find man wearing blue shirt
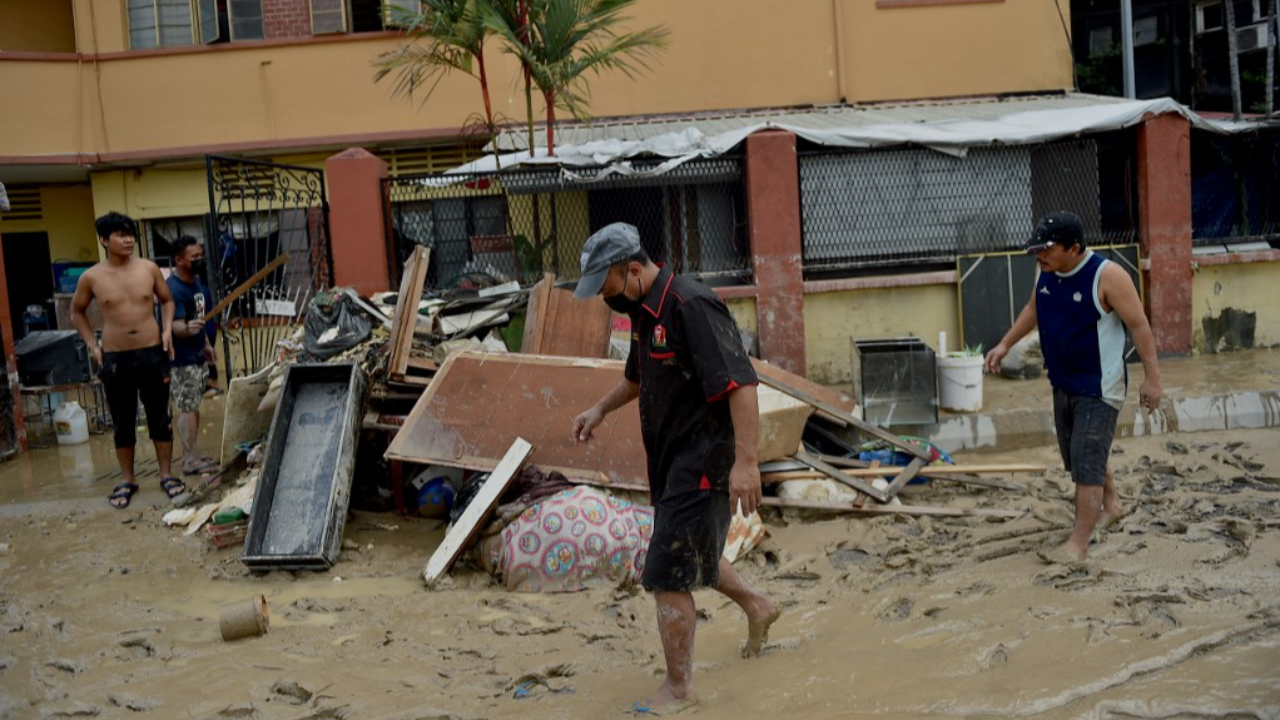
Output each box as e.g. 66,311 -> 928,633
986,212 -> 1163,564
166,237 -> 219,476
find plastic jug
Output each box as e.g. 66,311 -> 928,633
53,402 -> 90,445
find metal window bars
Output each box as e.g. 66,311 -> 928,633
383,157 -> 753,289
1191,127 -> 1280,248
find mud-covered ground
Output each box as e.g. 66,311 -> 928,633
1,422 -> 1279,720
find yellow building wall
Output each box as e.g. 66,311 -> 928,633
0,185 -> 98,262
1191,262 -> 1280,353
2,0 -> 1073,160
803,284 -> 958,385
0,0 -> 75,53
725,297 -> 757,336
842,0 -> 1073,102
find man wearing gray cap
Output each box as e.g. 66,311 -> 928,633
985,211 -> 1162,565
571,222 -> 778,713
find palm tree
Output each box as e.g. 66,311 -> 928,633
487,0 -> 669,156
374,0 -> 501,150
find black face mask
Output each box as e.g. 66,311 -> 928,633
190,259 -> 208,276
603,273 -> 642,315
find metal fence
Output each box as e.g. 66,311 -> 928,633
1192,128 -> 1280,247
798,131 -> 1140,273
383,157 -> 752,288
205,156 -> 333,379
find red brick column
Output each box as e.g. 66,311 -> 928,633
326,148 -> 392,296
0,228 -> 27,453
1137,113 -> 1193,355
745,131 -> 807,376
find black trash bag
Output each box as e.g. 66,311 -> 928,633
303,294 -> 373,358
449,472 -> 490,524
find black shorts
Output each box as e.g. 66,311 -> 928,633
641,489 -> 731,592
100,346 -> 173,449
1053,388 -> 1120,487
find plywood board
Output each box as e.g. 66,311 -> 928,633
750,359 -> 856,415
521,273 -> 612,357
220,376 -> 272,467
423,437 -> 532,586
385,352 -> 647,487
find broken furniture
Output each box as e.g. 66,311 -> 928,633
241,363 -> 365,571
387,246 -> 437,387
521,273 -> 613,358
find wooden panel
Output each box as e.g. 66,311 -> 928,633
385,352 -> 647,487
751,358 -> 856,414
423,437 -> 532,586
521,273 -> 612,358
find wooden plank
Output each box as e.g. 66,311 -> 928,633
423,437 -> 533,587
385,351 -> 648,487
794,452 -> 890,503
812,453 -> 1029,492
764,462 -> 1046,482
340,288 -> 392,328
520,273 -> 555,354
763,496 -> 1023,519
201,253 -> 290,321
880,456 -> 928,500
560,477 -> 1022,519
750,359 -> 856,426
521,273 -> 612,358
388,247 -> 431,380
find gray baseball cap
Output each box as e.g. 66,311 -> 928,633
573,222 -> 643,298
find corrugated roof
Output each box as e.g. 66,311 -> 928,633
492,93 -> 1133,151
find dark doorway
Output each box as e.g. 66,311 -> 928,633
0,232 -> 54,340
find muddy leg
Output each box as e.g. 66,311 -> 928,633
646,591 -> 696,709
715,558 -> 779,658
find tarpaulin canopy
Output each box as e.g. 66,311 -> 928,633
422,95 -> 1271,185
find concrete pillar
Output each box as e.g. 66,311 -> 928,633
745,131 -> 807,376
325,148 -> 391,296
0,228 -> 28,453
1137,113 -> 1194,355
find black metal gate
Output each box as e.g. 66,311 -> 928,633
205,156 -> 333,380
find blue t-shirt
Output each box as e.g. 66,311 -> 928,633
166,273 -> 213,367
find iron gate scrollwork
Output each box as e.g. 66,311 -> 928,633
205,156 -> 333,379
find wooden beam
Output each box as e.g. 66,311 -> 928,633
422,437 -> 533,587
794,451 -> 891,503
756,374 -> 930,460
201,252 -> 290,321
764,496 -> 1024,519
811,452 -> 1029,492
764,462 -> 1045,482
880,456 -> 929,500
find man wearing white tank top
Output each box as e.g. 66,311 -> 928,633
986,212 -> 1163,564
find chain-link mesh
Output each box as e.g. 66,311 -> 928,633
384,157 -> 751,288
799,132 -> 1139,272
1192,128 -> 1280,247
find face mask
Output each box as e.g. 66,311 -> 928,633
191,259 -> 208,275
603,271 -> 642,315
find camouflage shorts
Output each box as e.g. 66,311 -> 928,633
171,364 -> 209,413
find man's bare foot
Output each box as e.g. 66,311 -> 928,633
1098,504 -> 1127,531
635,680 -> 695,716
1036,544 -> 1087,566
742,601 -> 781,658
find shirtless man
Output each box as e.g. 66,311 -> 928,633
71,212 -> 185,509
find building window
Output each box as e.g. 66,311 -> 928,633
1134,15 -> 1159,46
310,0 -> 349,34
1089,26 -> 1114,56
1197,2 -> 1225,34
309,0 -> 422,35
128,0 -> 264,48
128,0 -> 197,49
229,0 -> 266,40
382,0 -> 421,27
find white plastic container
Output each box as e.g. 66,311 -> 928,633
937,355 -> 984,412
53,402 -> 90,445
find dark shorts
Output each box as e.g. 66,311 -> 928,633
1053,388 -> 1120,486
100,346 -> 173,449
641,489 -> 731,592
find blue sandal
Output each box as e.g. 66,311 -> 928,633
160,477 -> 187,500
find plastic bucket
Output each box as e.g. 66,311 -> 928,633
937,356 -> 984,412
53,402 -> 90,445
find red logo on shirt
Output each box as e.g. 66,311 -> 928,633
699,475 -> 711,491
652,325 -> 667,349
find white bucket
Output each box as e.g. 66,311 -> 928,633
53,402 -> 90,445
937,356 -> 984,412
